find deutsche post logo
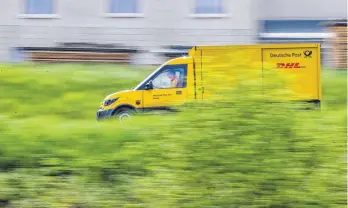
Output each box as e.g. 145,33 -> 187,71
276,62 -> 305,69
303,50 -> 312,58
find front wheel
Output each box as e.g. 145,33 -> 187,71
113,107 -> 135,122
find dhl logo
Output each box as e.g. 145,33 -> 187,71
276,63 -> 305,69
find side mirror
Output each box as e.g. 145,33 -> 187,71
145,81 -> 153,90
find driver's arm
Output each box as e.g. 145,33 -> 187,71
170,77 -> 178,88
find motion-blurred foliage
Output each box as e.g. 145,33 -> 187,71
0,63 -> 346,208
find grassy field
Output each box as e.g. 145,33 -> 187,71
0,63 -> 346,208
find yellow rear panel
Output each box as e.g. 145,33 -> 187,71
262,45 -> 321,100
190,44 -> 321,102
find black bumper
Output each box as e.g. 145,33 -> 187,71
96,109 -> 114,120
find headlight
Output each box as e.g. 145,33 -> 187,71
104,97 -> 119,106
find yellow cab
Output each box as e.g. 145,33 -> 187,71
96,43 -> 322,121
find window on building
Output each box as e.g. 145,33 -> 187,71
194,0 -> 223,14
24,0 -> 54,14
109,0 -> 138,13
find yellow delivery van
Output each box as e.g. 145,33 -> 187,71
96,43 -> 322,121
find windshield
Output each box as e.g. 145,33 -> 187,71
133,62 -> 168,90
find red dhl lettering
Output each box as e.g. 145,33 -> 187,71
276,63 -> 305,69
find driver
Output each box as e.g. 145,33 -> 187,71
167,70 -> 179,88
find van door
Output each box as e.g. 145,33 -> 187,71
193,49 -> 204,100
262,46 -> 320,101
142,64 -> 188,110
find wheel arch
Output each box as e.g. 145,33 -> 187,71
111,104 -> 137,115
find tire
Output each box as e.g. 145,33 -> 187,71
113,107 -> 134,122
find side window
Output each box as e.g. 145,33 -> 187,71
152,65 -> 187,89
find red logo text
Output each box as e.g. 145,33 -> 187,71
276,63 -> 305,69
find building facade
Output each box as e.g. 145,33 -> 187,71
0,0 -> 346,64
0,0 -> 258,63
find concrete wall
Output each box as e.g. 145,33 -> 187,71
0,0 -> 258,63
260,0 -> 347,20
2,0 -> 345,63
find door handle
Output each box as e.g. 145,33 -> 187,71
176,90 -> 182,95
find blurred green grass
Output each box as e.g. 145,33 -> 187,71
0,63 -> 346,208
